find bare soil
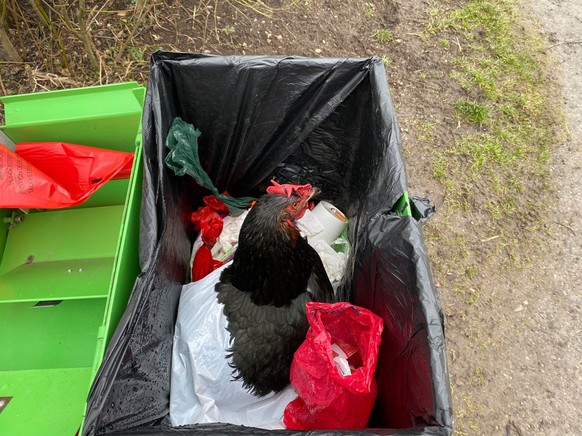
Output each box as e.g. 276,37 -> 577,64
1,1 -> 580,435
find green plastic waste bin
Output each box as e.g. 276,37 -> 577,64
0,82 -> 144,435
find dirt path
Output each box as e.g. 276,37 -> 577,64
463,1 -> 582,434
530,0 -> 582,432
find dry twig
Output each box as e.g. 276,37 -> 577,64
27,0 -> 71,73
544,40 -> 582,51
56,0 -> 99,70
0,1 -> 22,62
0,71 -> 7,95
114,0 -> 151,61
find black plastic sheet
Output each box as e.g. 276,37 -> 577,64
84,53 -> 452,436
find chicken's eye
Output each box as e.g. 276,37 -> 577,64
292,202 -> 299,209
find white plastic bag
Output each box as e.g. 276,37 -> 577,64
308,239 -> 348,290
170,262 -> 297,429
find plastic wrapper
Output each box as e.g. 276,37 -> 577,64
211,211 -> 249,261
0,142 -> 134,209
284,302 -> 383,430
84,53 -> 452,436
308,239 -> 348,290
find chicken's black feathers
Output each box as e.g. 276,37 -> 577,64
215,192 -> 334,396
229,193 -> 333,307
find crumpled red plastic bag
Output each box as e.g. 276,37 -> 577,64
191,245 -> 223,282
202,193 -> 230,215
0,142 -> 134,209
190,194 -> 228,280
191,206 -> 224,247
284,302 -> 384,430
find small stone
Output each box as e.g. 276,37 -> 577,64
314,49 -> 322,54
514,305 -> 524,312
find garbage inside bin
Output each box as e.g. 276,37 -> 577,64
172,179 -> 344,428
284,302 -> 384,430
190,208 -> 249,278
306,201 -> 348,245
0,142 -> 134,209
165,117 -> 256,214
190,195 -> 227,281
83,54 -> 452,436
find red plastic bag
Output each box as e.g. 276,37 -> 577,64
284,302 -> 384,430
190,195 -> 228,280
191,245 -> 223,282
0,142 -> 134,209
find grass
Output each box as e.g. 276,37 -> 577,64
380,55 -> 391,66
453,99 -> 490,123
373,29 -> 394,44
421,2 -> 565,433
411,118 -> 440,143
424,0 -> 563,270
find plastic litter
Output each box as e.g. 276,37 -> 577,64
165,118 -> 256,214
308,239 -> 348,291
190,195 -> 228,280
331,343 -> 352,376
0,142 -> 133,209
211,210 -> 249,262
284,302 -> 384,430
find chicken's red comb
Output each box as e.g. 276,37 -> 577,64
266,180 -> 314,198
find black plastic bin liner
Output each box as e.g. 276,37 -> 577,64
83,53 -> 452,436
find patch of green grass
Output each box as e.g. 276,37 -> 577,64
127,47 -> 144,61
452,394 -> 483,435
373,29 -> 394,44
471,368 -> 485,387
439,38 -> 450,49
433,155 -> 450,182
413,119 -> 440,142
421,0 -> 566,329
454,99 -> 490,123
426,0 -> 564,241
364,2 -> 375,17
465,264 -> 479,279
424,219 -> 473,285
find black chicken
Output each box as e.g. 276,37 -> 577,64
215,183 -> 334,396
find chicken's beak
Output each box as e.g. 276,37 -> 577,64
308,187 -> 320,200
